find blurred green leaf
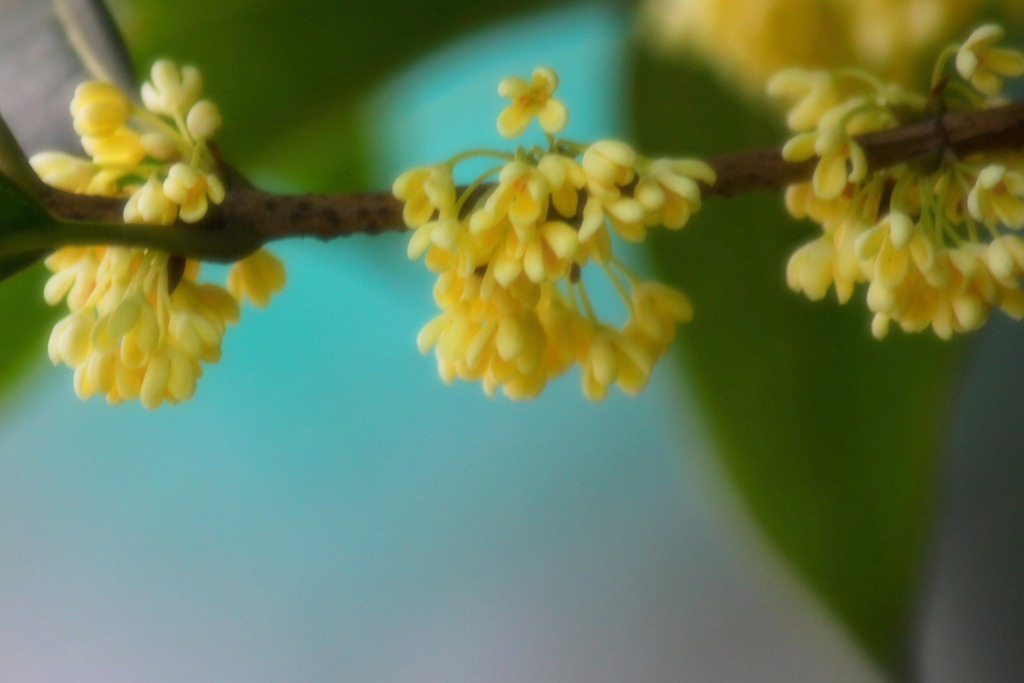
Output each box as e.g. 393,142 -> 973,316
629,51 -> 963,674
0,136 -> 53,280
0,169 -> 56,397
105,0 -> 626,188
0,121 -> 59,397
0,263 -> 56,398
0,252 -> 48,283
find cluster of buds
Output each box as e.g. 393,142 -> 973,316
33,60 -> 224,223
33,61 -> 285,408
773,24 -> 1024,339
394,67 -> 713,400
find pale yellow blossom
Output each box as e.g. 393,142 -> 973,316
967,164 -> 1024,229
81,128 -> 145,167
635,158 -> 714,229
392,165 -> 455,228
141,59 -> 203,116
185,100 -> 223,141
36,59 -> 285,407
766,68 -> 841,132
162,163 -> 225,223
396,68 -> 708,399
29,152 -> 97,193
70,81 -> 132,137
497,67 -> 568,138
124,177 -> 177,225
956,24 -> 1024,96
227,249 -> 287,308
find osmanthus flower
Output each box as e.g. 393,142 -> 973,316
635,158 -> 716,229
773,24 -> 1024,340
780,95 -> 889,201
967,164 -> 1024,229
141,60 -> 203,117
70,82 -> 132,137
497,66 -> 568,138
32,60 -> 286,407
798,131 -> 867,201
227,250 -> 288,308
396,66 -> 714,400
579,140 -> 646,242
393,164 -> 456,229
766,68 -> 842,132
162,163 -> 226,223
955,24 -> 1024,96
123,176 -> 177,225
45,249 -> 240,407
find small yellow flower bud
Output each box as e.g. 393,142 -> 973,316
767,69 -> 841,132
142,132 -> 178,161
167,351 -> 198,401
50,312 -> 94,368
186,100 -> 222,140
163,163 -> 223,223
29,152 -> 97,193
583,140 -> 637,190
140,350 -> 172,409
226,249 -> 287,308
81,129 -> 145,167
142,59 -> 203,116
956,24 -> 1024,96
70,81 -> 131,137
968,164 -> 1024,229
392,166 -> 455,228
124,177 -> 177,225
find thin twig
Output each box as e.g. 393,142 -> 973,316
31,101 -> 1024,262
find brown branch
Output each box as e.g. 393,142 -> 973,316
35,101 -> 1024,259
701,101 -> 1024,196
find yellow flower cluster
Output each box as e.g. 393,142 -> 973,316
32,60 -> 286,408
641,0 -> 983,92
777,25 -> 1024,339
394,68 -> 713,400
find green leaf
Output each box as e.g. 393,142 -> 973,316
0,263 -> 57,397
0,123 -> 55,277
629,51 -> 963,674
0,168 -> 56,394
0,121 -> 60,394
0,251 -> 48,283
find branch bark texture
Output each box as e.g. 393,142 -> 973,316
33,101 -> 1024,261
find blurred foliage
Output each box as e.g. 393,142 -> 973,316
0,168 -> 58,397
0,172 -> 50,282
628,51 -> 964,673
0,167 -> 57,398
0,264 -> 57,398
